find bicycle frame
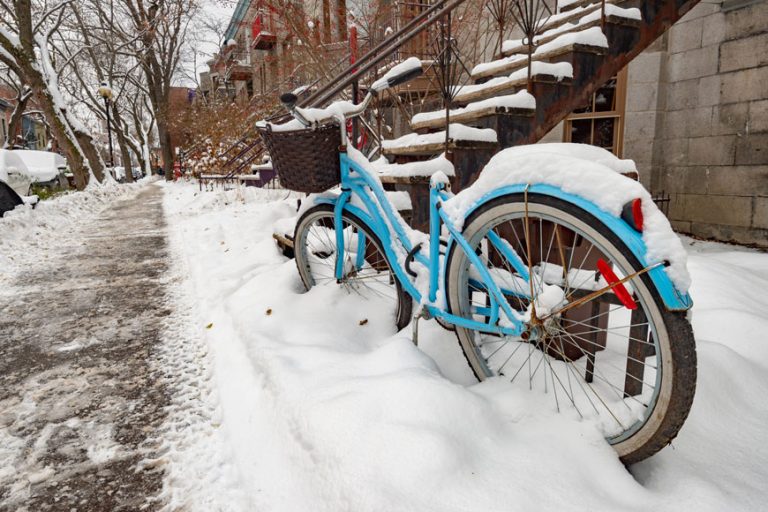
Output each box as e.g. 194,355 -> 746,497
312,151 -> 527,337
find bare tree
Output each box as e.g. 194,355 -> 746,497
0,0 -> 107,188
109,0 -> 196,179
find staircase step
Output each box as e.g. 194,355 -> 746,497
375,154 -> 454,185
538,2 -> 605,33
381,124 -> 498,157
410,91 -> 535,131
472,26 -> 608,80
454,62 -> 573,105
559,0 -> 603,13
500,6 -> 641,58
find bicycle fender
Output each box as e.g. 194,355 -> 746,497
452,184 -> 693,312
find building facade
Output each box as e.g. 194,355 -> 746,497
542,0 -> 767,247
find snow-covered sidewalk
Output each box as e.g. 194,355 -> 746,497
162,181 -> 768,512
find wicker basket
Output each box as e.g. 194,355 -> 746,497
257,123 -> 341,193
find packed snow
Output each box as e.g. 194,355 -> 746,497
0,178 -> 153,280
154,179 -> 768,511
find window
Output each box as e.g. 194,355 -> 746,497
563,68 -> 627,157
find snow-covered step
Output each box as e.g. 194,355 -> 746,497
381,124 -> 498,156
410,91 -> 536,132
558,0 -> 618,14
500,5 -> 640,58
472,26 -> 609,80
537,2 -> 605,33
454,62 -> 572,105
374,154 -> 454,184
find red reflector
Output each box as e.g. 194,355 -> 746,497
632,198 -> 644,231
597,258 -> 638,310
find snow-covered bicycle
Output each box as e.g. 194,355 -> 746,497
258,60 -> 696,464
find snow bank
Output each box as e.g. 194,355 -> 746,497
162,180 -> 768,511
0,179 -> 153,279
442,144 -> 691,291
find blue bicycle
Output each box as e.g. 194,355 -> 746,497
260,61 -> 696,464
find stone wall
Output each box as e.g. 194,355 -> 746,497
624,0 -> 768,247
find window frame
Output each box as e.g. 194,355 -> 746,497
562,67 -> 628,157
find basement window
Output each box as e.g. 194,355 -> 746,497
563,67 -> 628,157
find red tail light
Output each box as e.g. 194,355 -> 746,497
622,198 -> 644,232
597,258 -> 638,310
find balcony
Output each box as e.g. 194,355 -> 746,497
227,63 -> 252,81
251,12 -> 277,50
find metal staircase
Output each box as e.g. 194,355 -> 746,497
218,0 -> 701,223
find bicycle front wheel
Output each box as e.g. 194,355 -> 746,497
294,204 -> 412,331
445,193 -> 696,464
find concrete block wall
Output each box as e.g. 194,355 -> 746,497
624,0 -> 768,247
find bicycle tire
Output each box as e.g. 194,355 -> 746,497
294,203 -> 413,331
444,193 -> 696,464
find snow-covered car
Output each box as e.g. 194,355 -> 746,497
110,166 -> 144,182
0,150 -> 31,216
12,149 -> 68,189
0,149 -> 33,196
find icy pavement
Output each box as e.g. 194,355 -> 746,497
0,184 -> 174,510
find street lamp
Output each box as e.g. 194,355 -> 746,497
97,81 -> 114,170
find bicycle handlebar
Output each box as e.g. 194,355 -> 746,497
279,58 -> 424,129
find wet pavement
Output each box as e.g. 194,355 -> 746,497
0,185 -> 171,511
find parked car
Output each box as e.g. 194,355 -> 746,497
0,150 -> 30,216
110,165 -> 143,182
0,149 -> 33,196
13,149 -> 68,190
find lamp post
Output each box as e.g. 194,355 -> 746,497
97,82 -> 114,171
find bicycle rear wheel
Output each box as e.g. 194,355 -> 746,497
445,193 -> 696,464
294,204 -> 412,331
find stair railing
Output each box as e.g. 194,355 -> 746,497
299,0 -> 470,110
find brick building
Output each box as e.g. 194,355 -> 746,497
0,85 -> 48,150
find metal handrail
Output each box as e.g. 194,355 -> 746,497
299,0 -> 468,109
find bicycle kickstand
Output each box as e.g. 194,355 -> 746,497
411,308 -> 429,347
